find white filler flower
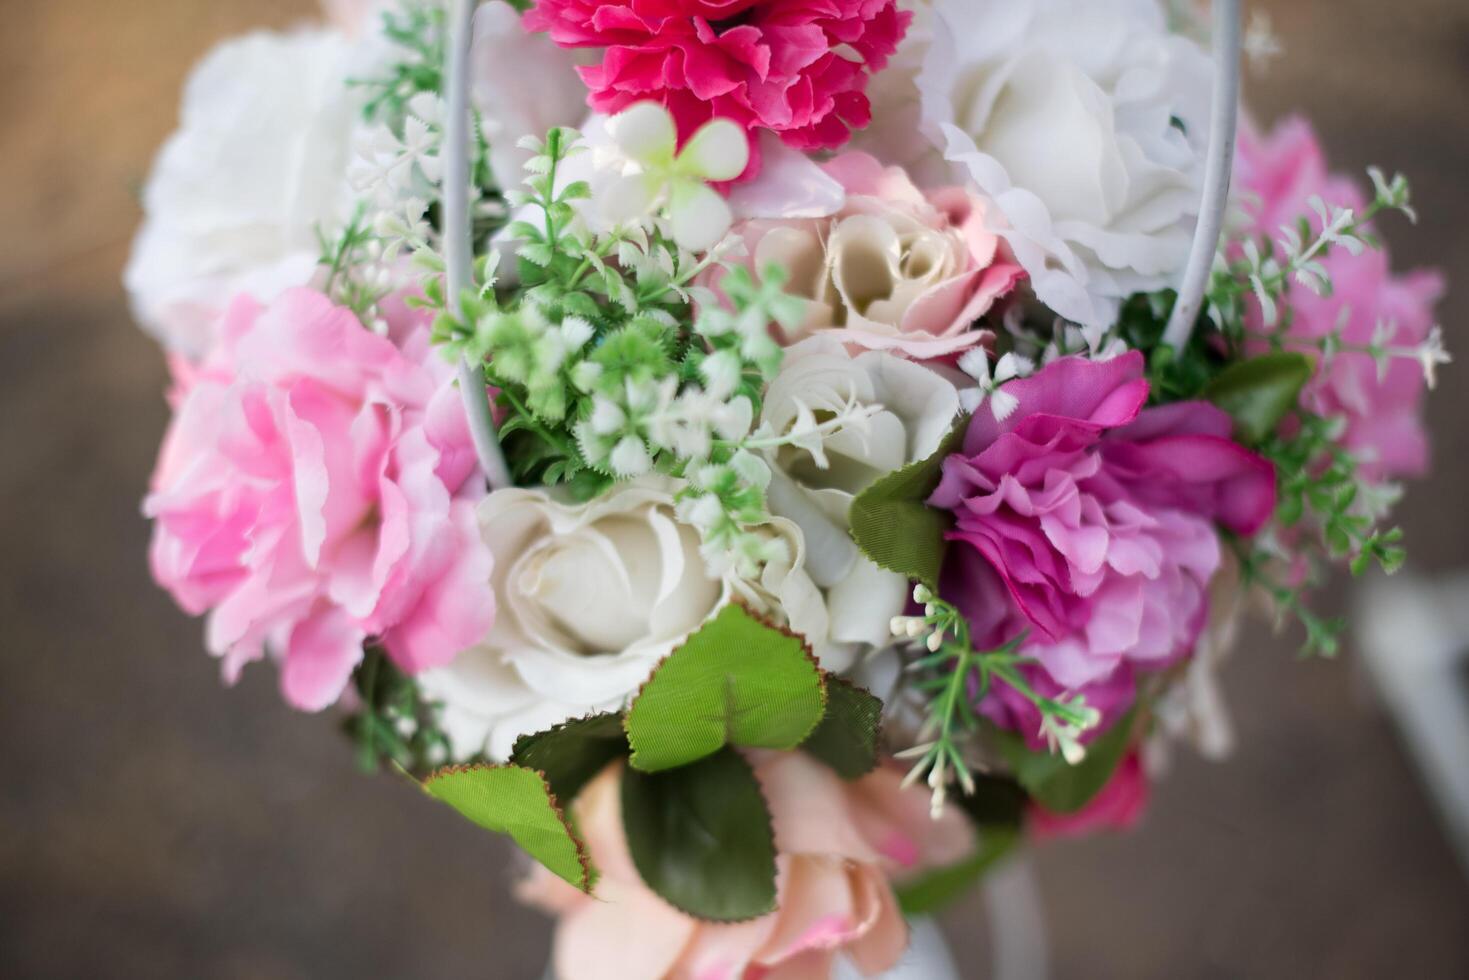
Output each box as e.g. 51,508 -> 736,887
125,29 -> 365,357
916,0 -> 1213,327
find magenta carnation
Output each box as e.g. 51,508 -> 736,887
144,288 -> 494,711
929,354 -> 1275,733
522,0 -> 911,175
1236,117 -> 1444,479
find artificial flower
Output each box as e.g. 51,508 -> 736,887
929,353 -> 1276,721
599,102 -> 750,252
725,152 -> 1022,359
125,29 -> 364,358
144,288 -> 494,711
417,478 -> 845,761
914,0 -> 1212,327
522,0 -> 912,179
1028,751 -> 1149,839
519,752 -> 973,980
1235,116 -> 1445,480
760,337 -> 960,648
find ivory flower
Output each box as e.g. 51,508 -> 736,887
761,337 -> 961,648
915,0 -> 1212,327
418,478 -> 844,761
725,152 -> 1021,359
125,29 -> 363,358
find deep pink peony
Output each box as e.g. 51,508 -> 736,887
522,0 -> 911,177
1235,117 -> 1444,479
1028,751 -> 1149,840
930,354 -> 1275,730
519,753 -> 972,980
144,288 -> 494,711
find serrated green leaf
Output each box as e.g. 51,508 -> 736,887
848,415 -> 968,592
422,764 -> 592,891
1204,352 -> 1314,445
800,677 -> 882,779
621,749 -> 777,922
510,713 -> 629,804
624,605 -> 826,772
993,710 -> 1137,814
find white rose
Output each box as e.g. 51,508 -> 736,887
124,29 -> 367,358
915,0 -> 1212,327
418,478 -> 839,761
760,337 -> 961,648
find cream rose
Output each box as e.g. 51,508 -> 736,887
727,152 -> 1020,360
418,478 -> 841,761
761,338 -> 962,647
915,0 -> 1212,327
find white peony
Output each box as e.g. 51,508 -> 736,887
125,29 -> 365,358
418,478 -> 843,761
915,0 -> 1213,327
760,337 -> 961,648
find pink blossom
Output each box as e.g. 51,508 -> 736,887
519,753 -> 972,979
724,152 -> 1022,358
1028,752 -> 1149,840
522,0 -> 911,179
144,288 -> 494,711
930,354 -> 1275,729
1235,117 -> 1444,479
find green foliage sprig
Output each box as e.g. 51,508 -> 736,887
893,589 -> 1101,817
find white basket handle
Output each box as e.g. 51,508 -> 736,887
445,0 -> 513,490
1161,0 -> 1243,350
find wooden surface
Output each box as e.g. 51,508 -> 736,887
2,2 -> 1467,977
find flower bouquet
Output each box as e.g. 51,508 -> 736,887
131,0 -> 1449,976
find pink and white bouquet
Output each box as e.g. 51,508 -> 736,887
130,0 -> 1448,976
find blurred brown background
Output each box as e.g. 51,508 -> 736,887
2,1 -> 1467,977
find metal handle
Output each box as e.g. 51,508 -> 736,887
1161,0 -> 1243,350
445,0 -> 513,490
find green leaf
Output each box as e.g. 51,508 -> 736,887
848,415 -> 968,592
621,748 -> 777,922
624,604 -> 826,772
993,710 -> 1137,814
896,775 -> 1026,915
1204,352 -> 1314,445
422,764 -> 592,891
800,677 -> 882,779
510,713 -> 629,804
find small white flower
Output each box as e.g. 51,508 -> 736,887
588,396 -> 627,437
1417,325 -> 1451,389
599,102 -> 749,252
610,436 -> 653,477
699,350 -> 744,401
959,348 -> 1031,420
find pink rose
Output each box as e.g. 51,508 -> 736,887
144,288 -> 494,710
1235,117 -> 1444,480
725,152 -> 1022,359
1028,752 -> 1149,840
519,753 -> 973,980
522,0 -> 911,179
930,354 -> 1275,730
